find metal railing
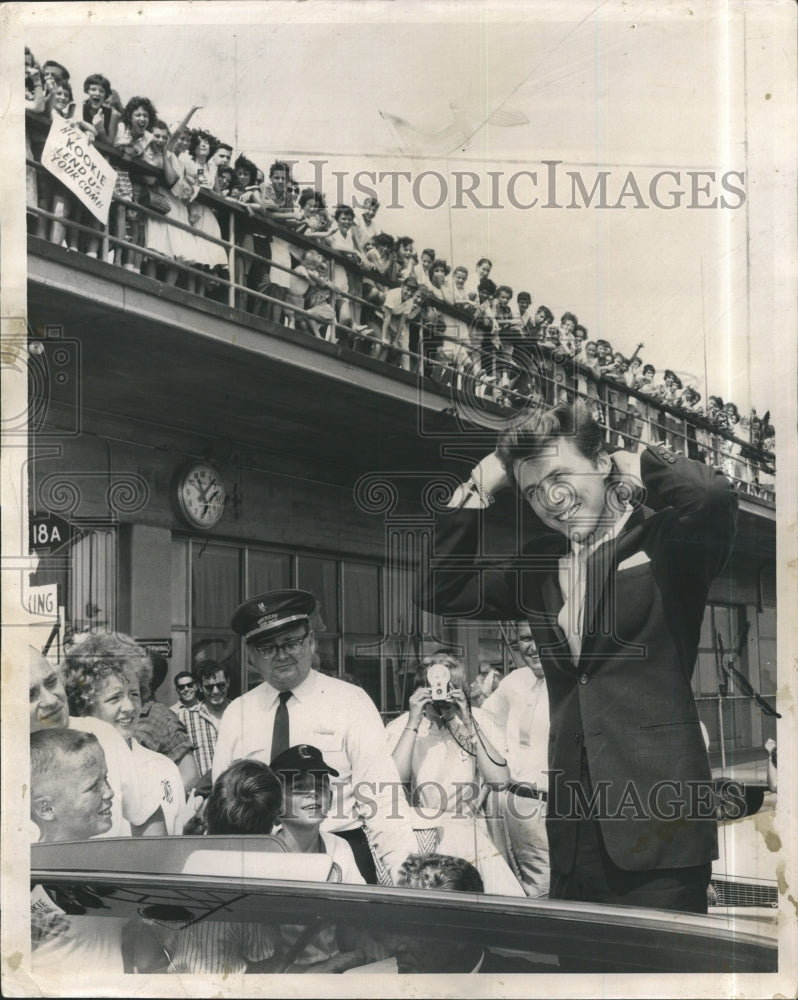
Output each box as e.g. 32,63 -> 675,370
26,111 -> 775,503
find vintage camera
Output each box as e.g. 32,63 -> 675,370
427,662 -> 452,705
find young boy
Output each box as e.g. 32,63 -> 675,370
380,275 -> 421,369
419,248 -> 436,285
271,744 -> 364,885
524,304 -> 553,341
271,745 -> 370,973
146,759 -> 281,973
29,730 -> 163,974
30,728 -> 114,843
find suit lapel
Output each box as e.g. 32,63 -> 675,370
580,506 -> 648,663
537,567 -> 579,673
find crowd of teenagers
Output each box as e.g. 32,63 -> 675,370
25,51 -> 775,495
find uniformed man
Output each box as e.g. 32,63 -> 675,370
213,589 -> 415,883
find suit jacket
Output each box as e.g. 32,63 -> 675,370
417,444 -> 738,874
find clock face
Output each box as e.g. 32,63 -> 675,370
176,463 -> 226,529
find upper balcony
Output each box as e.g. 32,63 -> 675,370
25,111 -> 775,514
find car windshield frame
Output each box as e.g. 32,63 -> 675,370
31,837 -> 777,975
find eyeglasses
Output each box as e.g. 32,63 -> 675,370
202,681 -> 228,692
255,634 -> 307,661
176,682 -> 195,691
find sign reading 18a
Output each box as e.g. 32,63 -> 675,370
29,513 -> 73,553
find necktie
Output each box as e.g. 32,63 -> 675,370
557,545 -> 589,664
271,691 -> 292,761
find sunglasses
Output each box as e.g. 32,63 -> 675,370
202,681 -> 228,692
176,682 -> 195,691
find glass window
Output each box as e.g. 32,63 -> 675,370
384,566 -> 422,639
169,629 -> 188,681
313,635 -> 339,678
695,699 -> 719,749
343,563 -> 380,633
171,538 -> 188,626
477,625 -> 503,672
247,550 -> 291,600
720,699 -> 754,751
298,556 -> 338,632
758,639 -> 777,696
695,652 -> 718,697
757,607 -> 776,639
698,607 -> 713,649
192,544 -> 240,628
344,636 -> 381,709
712,605 -> 733,649
383,635 -> 421,716
68,529 -> 117,633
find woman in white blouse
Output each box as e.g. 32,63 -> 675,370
385,655 -> 524,896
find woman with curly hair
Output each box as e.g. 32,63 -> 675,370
64,632 -> 189,834
112,95 -> 158,270
226,154 -> 262,307
183,128 -> 229,293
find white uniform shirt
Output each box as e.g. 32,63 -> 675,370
480,669 -> 549,789
129,738 -> 188,836
213,670 -> 415,875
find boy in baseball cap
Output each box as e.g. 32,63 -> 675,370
270,744 -> 372,972
270,743 -> 365,885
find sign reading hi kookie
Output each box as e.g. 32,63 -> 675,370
41,119 -> 118,224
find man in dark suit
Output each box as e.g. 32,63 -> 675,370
416,401 -> 738,913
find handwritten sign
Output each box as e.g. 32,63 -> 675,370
41,119 -> 118,224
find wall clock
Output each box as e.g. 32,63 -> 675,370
174,461 -> 226,529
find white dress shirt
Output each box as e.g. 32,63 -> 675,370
556,508 -> 633,663
480,668 -> 549,789
213,669 -> 415,875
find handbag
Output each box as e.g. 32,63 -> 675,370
138,187 -> 171,216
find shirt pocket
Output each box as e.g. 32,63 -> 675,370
311,731 -> 347,775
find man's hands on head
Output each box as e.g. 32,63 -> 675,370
610,449 -> 644,501
449,452 -> 510,509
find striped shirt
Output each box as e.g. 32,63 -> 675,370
178,702 -> 227,776
151,920 -> 275,974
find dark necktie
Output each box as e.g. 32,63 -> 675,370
271,690 -> 292,761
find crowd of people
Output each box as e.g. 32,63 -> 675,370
24,48 -> 775,498
29,585 -> 563,973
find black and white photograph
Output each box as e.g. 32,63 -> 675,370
1,1 -> 796,996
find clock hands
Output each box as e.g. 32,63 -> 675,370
189,473 -> 220,504
201,490 -> 222,520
